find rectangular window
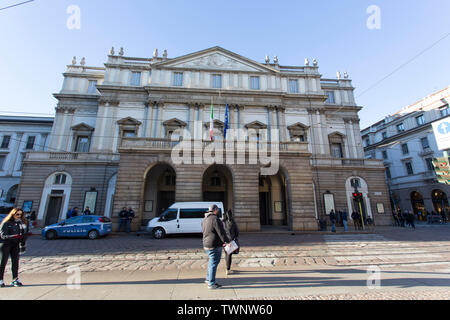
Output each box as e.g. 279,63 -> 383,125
382,150 -> 388,160
396,123 -> 405,132
75,136 -> 90,152
179,209 -> 206,219
416,114 -> 425,126
289,79 -> 299,93
173,72 -> 183,86
1,136 -> 11,149
123,130 -> 136,138
440,105 -> 449,117
425,158 -> 434,171
405,162 -> 414,175
212,74 -> 222,88
87,80 -> 97,94
382,132 -> 387,140
25,136 -> 36,150
0,155 -> 5,170
385,167 -> 391,179
365,138 -> 370,147
325,91 -> 335,104
250,76 -> 260,90
331,143 -> 343,158
130,72 -> 141,86
401,143 -> 409,155
421,137 -> 430,149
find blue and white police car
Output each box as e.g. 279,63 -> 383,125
41,215 -> 112,240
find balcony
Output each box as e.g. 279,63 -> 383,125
311,157 -> 384,168
119,138 -> 310,154
418,148 -> 434,157
25,152 -> 119,162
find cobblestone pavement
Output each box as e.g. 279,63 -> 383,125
6,224 -> 450,275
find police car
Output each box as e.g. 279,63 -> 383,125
41,215 -> 112,240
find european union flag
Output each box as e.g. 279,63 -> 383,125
224,102 -> 229,139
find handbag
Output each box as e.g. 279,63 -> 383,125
224,240 -> 239,255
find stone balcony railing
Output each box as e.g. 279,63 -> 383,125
25,152 -> 120,162
311,157 -> 384,168
119,138 -> 310,154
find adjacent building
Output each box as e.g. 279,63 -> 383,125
16,46 -> 392,230
361,86 -> 450,219
0,116 -> 53,212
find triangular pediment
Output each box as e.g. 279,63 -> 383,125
71,122 -> 94,131
163,118 -> 187,127
203,119 -> 225,128
155,47 -> 278,73
328,131 -> 346,138
117,117 -> 142,125
245,120 -> 267,129
288,122 -> 310,130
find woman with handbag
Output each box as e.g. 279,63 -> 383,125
223,209 -> 239,275
0,208 -> 28,287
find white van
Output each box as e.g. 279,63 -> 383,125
147,202 -> 224,239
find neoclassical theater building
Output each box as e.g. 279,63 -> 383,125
16,46 -> 392,230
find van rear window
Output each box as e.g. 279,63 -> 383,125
180,209 -> 207,219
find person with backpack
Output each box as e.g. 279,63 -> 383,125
222,209 -> 239,275
66,207 -> 79,219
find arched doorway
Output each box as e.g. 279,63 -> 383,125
5,184 -> 18,205
259,170 -> 288,227
143,163 -> 176,226
410,191 -> 425,221
432,189 -> 449,214
345,176 -> 373,220
202,164 -> 233,212
38,172 -> 72,226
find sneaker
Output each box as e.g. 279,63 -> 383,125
204,280 -> 209,284
208,283 -> 222,290
10,279 -> 22,287
0,281 -> 4,288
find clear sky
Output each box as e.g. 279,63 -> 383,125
1,0 -> 449,129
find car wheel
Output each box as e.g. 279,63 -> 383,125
152,227 -> 165,239
45,230 -> 57,240
88,230 -> 99,240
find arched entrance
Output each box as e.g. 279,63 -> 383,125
143,163 -> 176,226
38,172 -> 72,226
345,176 -> 373,220
432,189 -> 449,214
202,164 -> 233,212
5,184 -> 18,205
410,191 -> 425,220
259,170 -> 288,227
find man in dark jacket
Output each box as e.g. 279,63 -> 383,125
329,209 -> 336,232
118,207 -> 129,232
202,204 -> 230,289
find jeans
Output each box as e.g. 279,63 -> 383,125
343,220 -> 348,232
331,222 -> 336,232
0,243 -> 20,280
118,219 -> 130,232
205,247 -> 222,286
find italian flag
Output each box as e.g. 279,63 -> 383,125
209,102 -> 214,141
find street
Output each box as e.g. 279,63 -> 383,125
1,224 -> 450,299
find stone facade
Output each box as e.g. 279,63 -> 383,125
16,46 -> 392,231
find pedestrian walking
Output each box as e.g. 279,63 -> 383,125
127,207 -> 135,232
83,207 -> 92,215
0,208 -> 29,287
408,211 -> 416,229
351,210 -> 361,230
342,209 -> 348,232
329,209 -> 336,232
392,211 -> 399,227
118,207 -> 129,232
202,204 -> 230,289
441,210 -> 448,224
222,209 -> 239,275
398,210 -> 405,227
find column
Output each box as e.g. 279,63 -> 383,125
7,132 -> 23,175
56,109 -> 69,151
278,106 -> 287,142
343,119 -> 352,158
316,110 -> 325,155
238,105 -> 245,140
93,101 -> 108,151
188,103 -> 195,138
348,120 -> 358,159
158,102 -> 165,138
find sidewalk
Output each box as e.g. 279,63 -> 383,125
1,265 -> 450,300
